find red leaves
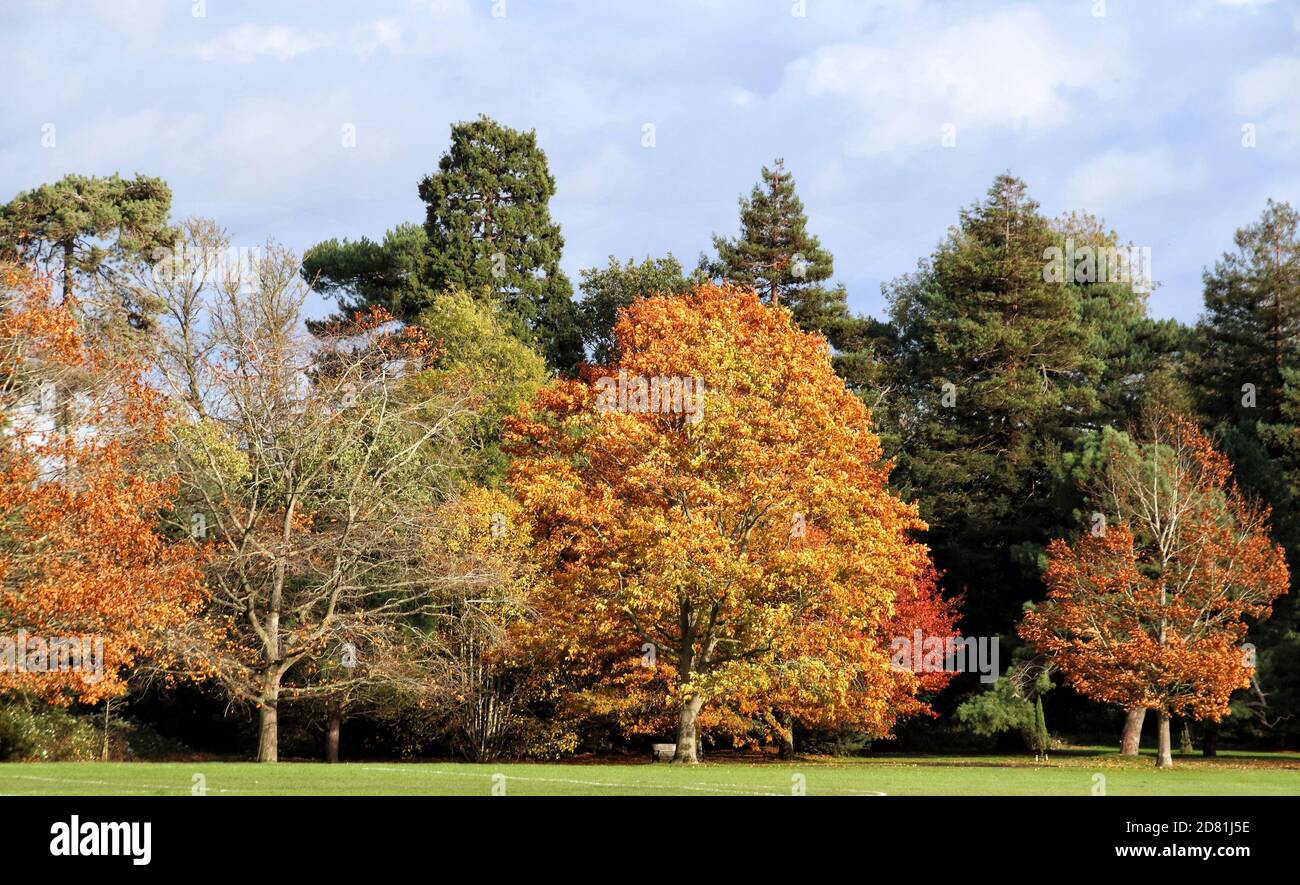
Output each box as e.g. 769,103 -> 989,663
1020,411 -> 1289,722
0,265 -> 205,704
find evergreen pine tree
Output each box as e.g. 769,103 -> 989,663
886,175 -> 1100,634
708,159 -> 889,397
419,115 -> 582,371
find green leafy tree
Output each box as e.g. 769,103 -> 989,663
886,175 -> 1100,634
0,173 -> 173,330
1192,199 -> 1300,427
415,290 -> 549,484
577,255 -> 693,364
1190,200 -> 1300,744
1052,211 -> 1190,424
708,159 -> 833,313
300,223 -> 432,325
706,159 -> 891,398
419,115 -> 581,371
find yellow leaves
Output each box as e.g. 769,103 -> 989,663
508,281 -> 946,742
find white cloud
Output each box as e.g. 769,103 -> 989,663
1234,54 -> 1300,149
728,87 -> 757,109
775,7 -> 1130,158
1063,149 -> 1204,210
186,24 -> 333,63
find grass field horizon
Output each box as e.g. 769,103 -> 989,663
5,747 -> 1298,796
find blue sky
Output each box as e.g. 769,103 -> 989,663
3,0 -> 1298,323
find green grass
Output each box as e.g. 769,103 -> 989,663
3,747 -> 1298,795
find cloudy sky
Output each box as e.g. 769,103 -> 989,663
3,0 -> 1297,322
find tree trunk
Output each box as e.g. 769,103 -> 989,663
101,697 -> 112,761
325,707 -> 341,764
1179,719 -> 1194,755
62,239 -> 74,305
1119,706 -> 1145,756
673,695 -> 705,764
777,711 -> 794,760
1155,711 -> 1173,768
257,670 -> 280,763
1202,723 -> 1218,758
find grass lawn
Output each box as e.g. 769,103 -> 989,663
2,747 -> 1298,796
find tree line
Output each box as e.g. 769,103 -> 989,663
0,115 -> 1295,767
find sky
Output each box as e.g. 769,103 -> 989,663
3,0 -> 1298,324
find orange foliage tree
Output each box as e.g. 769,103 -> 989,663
1020,411 -> 1288,767
0,264 -> 204,705
506,283 -> 947,762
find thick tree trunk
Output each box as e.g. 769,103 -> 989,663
777,712 -> 794,760
1179,720 -> 1194,755
1155,711 -> 1173,769
325,707 -> 341,764
673,695 -> 705,764
1119,707 -> 1145,756
257,671 -> 280,763
1203,723 -> 1218,758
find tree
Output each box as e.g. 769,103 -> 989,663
578,255 -> 693,365
708,159 -> 833,312
1187,200 -> 1300,746
755,562 -> 960,758
421,486 -> 540,760
705,159 -> 890,394
160,242 -> 475,761
506,283 -> 935,762
1051,211 -> 1190,425
414,290 -> 548,485
300,223 -> 433,326
419,115 -> 582,371
0,263 -> 204,705
1019,411 -> 1289,767
886,175 -> 1100,636
1192,199 -> 1300,427
0,174 -> 173,335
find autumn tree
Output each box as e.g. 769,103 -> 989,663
1019,411 -> 1288,767
507,283 -> 936,763
419,486 -> 540,760
160,242 -> 476,762
0,263 -> 204,705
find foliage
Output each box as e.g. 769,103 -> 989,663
415,290 -> 548,484
578,255 -> 693,365
0,263 -> 205,705
301,223 -> 433,326
0,174 -> 173,340
0,695 -> 100,761
419,115 -> 582,371
1020,411 -> 1288,724
507,282 -> 941,761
